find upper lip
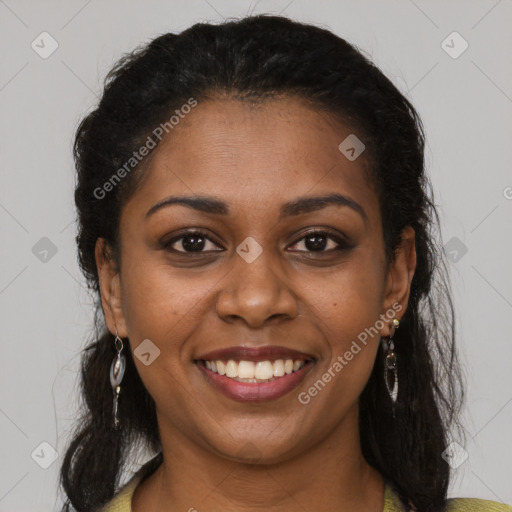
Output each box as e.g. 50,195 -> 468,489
196,345 -> 316,362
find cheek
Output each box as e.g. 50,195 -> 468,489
121,263 -> 212,340
307,250 -> 386,342
299,273 -> 384,416
301,249 -> 386,400
118,258 -> 209,408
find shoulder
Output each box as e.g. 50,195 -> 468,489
384,482 -> 512,512
445,497 -> 512,511
99,453 -> 163,512
98,475 -> 140,512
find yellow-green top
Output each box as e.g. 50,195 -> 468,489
100,471 -> 511,512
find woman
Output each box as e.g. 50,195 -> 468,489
60,14 -> 511,512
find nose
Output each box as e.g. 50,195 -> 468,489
216,249 -> 298,328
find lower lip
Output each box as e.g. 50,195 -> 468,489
196,360 -> 315,402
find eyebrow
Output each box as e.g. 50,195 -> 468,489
145,193 -> 368,223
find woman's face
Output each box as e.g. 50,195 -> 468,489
97,96 -> 415,463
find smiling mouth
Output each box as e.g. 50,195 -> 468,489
197,358 -> 315,383
195,357 -> 316,403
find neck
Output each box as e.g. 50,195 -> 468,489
132,406 -> 385,512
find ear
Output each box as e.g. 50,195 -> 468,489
95,238 -> 128,338
380,226 -> 416,337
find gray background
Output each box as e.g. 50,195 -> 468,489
1,0 -> 511,510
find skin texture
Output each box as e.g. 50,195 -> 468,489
96,96 -> 416,511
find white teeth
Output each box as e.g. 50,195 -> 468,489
273,359 -> 285,377
238,360 -> 255,379
254,361 -> 274,380
225,360 -> 238,378
202,358 -> 308,381
217,360 -> 226,375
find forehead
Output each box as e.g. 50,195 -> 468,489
124,96 -> 378,222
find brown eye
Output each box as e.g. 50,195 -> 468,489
164,231 -> 223,253
288,230 -> 349,253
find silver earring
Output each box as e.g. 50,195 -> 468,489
383,318 -> 400,412
109,330 -> 126,430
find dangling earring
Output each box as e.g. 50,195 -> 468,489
383,318 -> 400,413
109,330 -> 126,430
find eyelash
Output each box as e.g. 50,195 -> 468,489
163,229 -> 350,255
